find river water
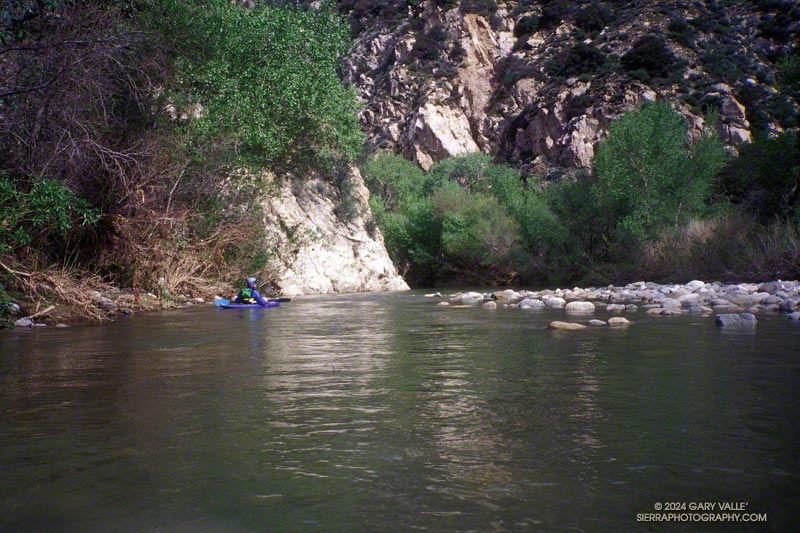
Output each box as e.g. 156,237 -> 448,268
1,290 -> 798,531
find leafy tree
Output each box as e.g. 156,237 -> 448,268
157,0 -> 364,169
363,153 -> 426,211
593,102 -> 727,242
716,132 -> 799,224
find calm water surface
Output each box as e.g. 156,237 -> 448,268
1,290 -> 799,531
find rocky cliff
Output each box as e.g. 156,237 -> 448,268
341,0 -> 798,175
258,168 -> 409,295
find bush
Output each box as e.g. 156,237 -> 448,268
574,3 -> 614,32
566,93 -> 593,119
593,102 -> 728,243
621,36 -> 678,79
460,0 -> 498,19
410,24 -> 449,62
0,176 -> 98,255
667,17 -> 694,48
514,15 -> 539,38
539,0 -> 574,30
715,131 -> 799,224
547,43 -> 606,78
497,55 -> 540,86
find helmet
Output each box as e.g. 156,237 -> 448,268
247,277 -> 257,287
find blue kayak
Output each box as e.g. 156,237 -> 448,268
219,301 -> 280,309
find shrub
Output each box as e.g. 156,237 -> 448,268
547,43 -> 606,78
460,0 -> 498,19
539,0 -> 574,30
566,93 -> 593,119
715,131 -> 799,224
497,55 -> 540,86
593,102 -> 728,242
620,36 -> 678,79
574,3 -> 614,32
0,176 -> 98,255
433,183 -> 522,281
410,24 -> 449,62
514,14 -> 539,38
362,153 -> 427,211
667,17 -> 694,48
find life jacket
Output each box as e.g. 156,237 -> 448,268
236,287 -> 257,304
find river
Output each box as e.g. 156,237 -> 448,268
1,290 -> 798,531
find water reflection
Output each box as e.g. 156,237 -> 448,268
1,293 -> 799,530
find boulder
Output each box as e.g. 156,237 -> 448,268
548,321 -> 587,330
482,301 -> 497,310
519,298 -> 545,309
565,301 -> 595,314
586,319 -> 608,327
606,304 -> 626,313
788,312 -> 800,322
686,280 -> 706,290
14,317 -> 33,327
546,297 -> 567,309
608,316 -> 632,327
436,301 -> 450,306
715,313 -> 757,328
454,291 -> 483,304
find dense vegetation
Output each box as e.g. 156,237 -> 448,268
364,102 -> 799,287
0,0 -> 362,320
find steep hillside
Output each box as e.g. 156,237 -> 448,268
340,0 -> 799,174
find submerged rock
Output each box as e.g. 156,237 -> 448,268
715,313 -> 758,328
608,317 -> 632,327
548,321 -> 587,330
586,319 -> 607,327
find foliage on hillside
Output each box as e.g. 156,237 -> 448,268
364,102 -> 799,287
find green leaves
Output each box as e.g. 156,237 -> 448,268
0,177 -> 98,253
594,101 -> 727,242
157,0 -> 364,169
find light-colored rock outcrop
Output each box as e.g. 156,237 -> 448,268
259,169 -> 408,296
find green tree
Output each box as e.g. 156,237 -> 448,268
157,0 -> 364,169
593,101 -> 727,242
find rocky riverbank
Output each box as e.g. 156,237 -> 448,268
429,280 -> 800,329
5,285 -> 217,329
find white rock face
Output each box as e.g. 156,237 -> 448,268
259,169 -> 408,296
410,102 -> 482,170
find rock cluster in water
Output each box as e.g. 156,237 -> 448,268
429,280 -> 800,330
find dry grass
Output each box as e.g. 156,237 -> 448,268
641,214 -> 800,282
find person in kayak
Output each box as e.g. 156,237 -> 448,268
233,277 -> 269,306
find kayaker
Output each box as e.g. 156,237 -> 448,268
233,277 -> 269,306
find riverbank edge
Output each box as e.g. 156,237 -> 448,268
428,279 -> 800,328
